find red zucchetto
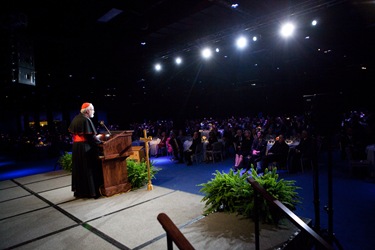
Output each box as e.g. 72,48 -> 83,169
81,102 -> 91,109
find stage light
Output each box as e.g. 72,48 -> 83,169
201,48 -> 212,59
231,4 -> 239,9
154,63 -> 162,71
236,36 -> 248,49
175,57 -> 182,65
280,22 -> 295,38
312,20 -> 317,26
252,36 -> 258,42
215,48 -> 220,53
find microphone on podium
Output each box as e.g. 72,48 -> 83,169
100,121 -> 111,135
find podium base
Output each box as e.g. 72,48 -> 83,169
100,182 -> 132,197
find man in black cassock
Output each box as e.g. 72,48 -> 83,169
68,102 -> 103,199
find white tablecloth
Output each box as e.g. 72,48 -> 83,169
149,138 -> 161,156
267,141 -> 299,151
199,130 -> 210,139
183,140 -> 193,152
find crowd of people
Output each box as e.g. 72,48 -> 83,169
128,110 -> 375,173
1,110 -> 374,169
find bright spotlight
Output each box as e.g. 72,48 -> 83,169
154,63 -> 162,71
252,36 -> 258,42
280,22 -> 295,38
236,36 -> 248,49
215,48 -> 220,53
201,48 -> 212,59
312,20 -> 317,26
175,57 -> 182,65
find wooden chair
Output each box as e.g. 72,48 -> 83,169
206,142 -> 223,163
191,142 -> 204,164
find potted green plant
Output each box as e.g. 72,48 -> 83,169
126,159 -> 158,189
198,167 -> 301,224
57,152 -> 73,172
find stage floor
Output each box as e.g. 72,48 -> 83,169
0,169 -> 307,250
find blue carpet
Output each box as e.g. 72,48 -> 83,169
0,155 -> 59,181
150,151 -> 375,250
151,156 -> 235,196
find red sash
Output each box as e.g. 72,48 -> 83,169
73,134 -> 86,142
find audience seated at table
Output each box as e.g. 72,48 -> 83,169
262,134 -> 290,171
246,130 -> 268,173
166,136 -> 173,158
289,130 -> 315,172
210,123 -> 222,138
168,131 -> 184,163
205,131 -> 218,162
233,130 -> 253,172
157,131 -> 167,157
233,128 -> 243,148
340,125 -> 367,161
177,129 -> 188,144
222,125 -> 235,157
184,131 -> 201,166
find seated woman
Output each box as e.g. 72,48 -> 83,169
233,129 -> 243,170
166,137 -> 173,159
205,131 -> 218,162
233,130 -> 253,171
157,131 -> 167,157
168,131 -> 183,163
262,134 -> 290,170
184,131 -> 201,165
243,130 -> 267,173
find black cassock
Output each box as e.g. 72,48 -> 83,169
68,113 -> 103,198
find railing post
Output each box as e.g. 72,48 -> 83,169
253,188 -> 260,250
167,234 -> 173,250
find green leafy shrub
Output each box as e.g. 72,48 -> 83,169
58,152 -> 72,172
198,169 -> 251,215
198,167 -> 301,224
126,159 -> 157,190
57,153 -> 157,190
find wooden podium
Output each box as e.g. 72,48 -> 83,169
99,130 -> 133,197
128,146 -> 145,162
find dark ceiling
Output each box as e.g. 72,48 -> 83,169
1,0 -> 375,124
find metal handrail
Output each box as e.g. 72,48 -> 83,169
247,176 -> 333,250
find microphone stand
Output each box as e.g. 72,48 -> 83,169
304,92 -> 343,249
320,134 -> 343,250
100,121 -> 111,136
